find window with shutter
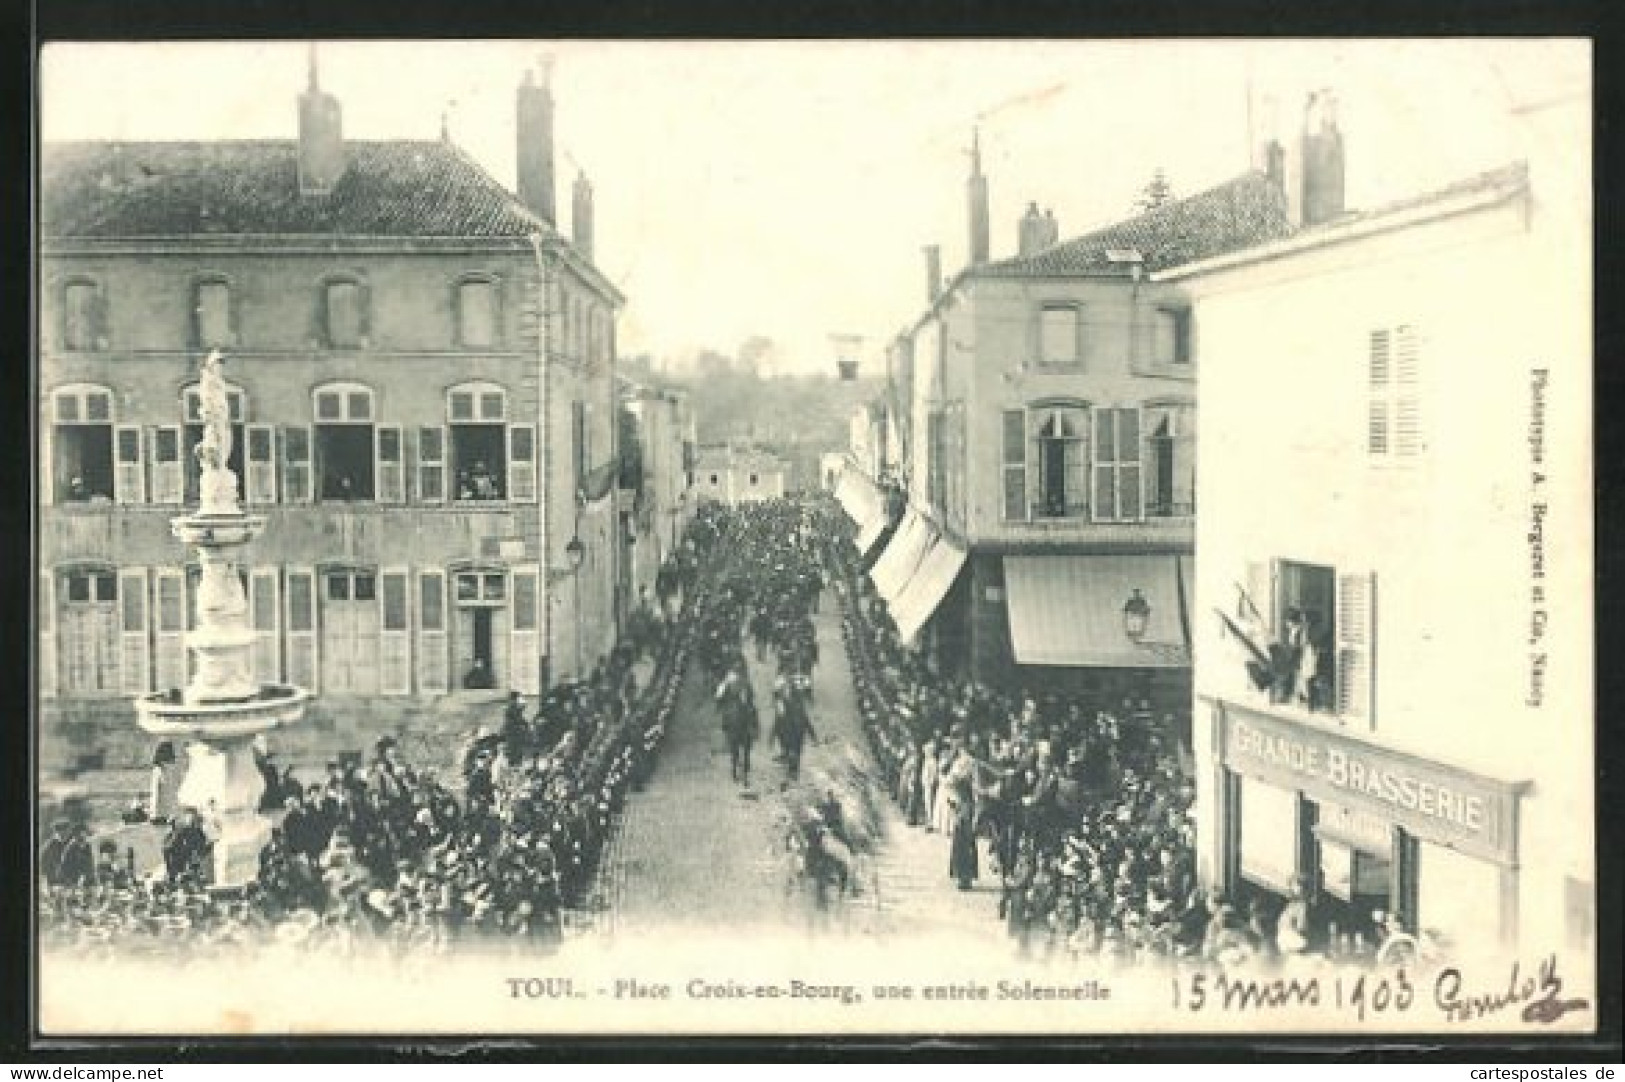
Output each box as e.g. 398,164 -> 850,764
375,425 -> 404,504
446,383 -> 508,501
1091,407 -> 1144,522
119,568 -> 150,696
380,569 -> 411,695
418,570 -> 448,693
1368,325 -> 1422,460
1001,408 -> 1027,522
245,424 -> 277,505
510,564 -> 540,695
281,425 -> 313,503
150,427 -> 184,504
418,427 -> 446,503
508,424 -> 537,502
1394,325 -> 1422,456
284,568 -> 318,692
153,569 -> 187,693
114,425 -> 145,504
249,569 -> 281,685
1335,572 -> 1377,726
1367,328 -> 1392,456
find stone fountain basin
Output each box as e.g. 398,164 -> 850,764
136,683 -> 311,739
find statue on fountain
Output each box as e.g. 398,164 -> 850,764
195,350 -> 241,515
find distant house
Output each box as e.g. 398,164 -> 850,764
693,446 -> 787,506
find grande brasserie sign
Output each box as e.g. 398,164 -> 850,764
1220,704 -> 1523,865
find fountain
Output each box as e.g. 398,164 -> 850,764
136,350 -> 310,889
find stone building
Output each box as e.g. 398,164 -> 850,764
692,446 -> 787,506
37,55 -> 624,768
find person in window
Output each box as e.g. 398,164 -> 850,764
1271,607 -> 1307,703
470,461 -> 497,501
67,475 -> 88,502
1295,610 -> 1323,710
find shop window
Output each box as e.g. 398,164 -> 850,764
182,384 -> 247,504
50,386 -> 116,504
313,383 -> 375,501
457,277 -> 499,348
448,383 -> 507,501
1032,406 -> 1087,519
1039,303 -> 1081,366
58,568 -> 120,695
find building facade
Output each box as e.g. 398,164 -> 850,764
38,58 -> 624,768
692,446 -> 787,506
1171,87 -> 1592,959
618,379 -> 696,614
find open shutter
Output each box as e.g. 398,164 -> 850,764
1001,408 -> 1027,521
1243,560 -> 1277,639
1335,571 -> 1377,726
114,424 -> 145,505
417,426 -> 446,504
285,567 -> 317,692
1119,407 -> 1143,521
118,568 -> 150,696
1394,325 -> 1422,456
153,569 -> 187,693
375,425 -> 404,504
38,572 -> 56,699
417,569 -> 448,694
249,568 -> 281,684
507,423 -> 537,503
151,426 -> 184,505
1092,407 -> 1117,521
281,425 -> 313,504
510,564 -> 541,695
380,568 -> 411,695
245,424 -> 277,505
1367,328 -> 1392,456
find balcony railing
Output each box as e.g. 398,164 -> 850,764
1145,499 -> 1196,519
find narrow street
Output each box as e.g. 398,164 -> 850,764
599,592 -> 1008,943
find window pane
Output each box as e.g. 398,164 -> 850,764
252,579 -> 276,631
1095,409 -> 1116,462
421,575 -> 445,630
449,392 -> 475,421
1002,410 -> 1025,464
483,573 -> 506,600
248,427 -> 273,460
1118,409 -> 1140,461
420,470 -> 444,501
66,574 -> 91,603
154,428 -> 178,461
347,392 -> 371,420
56,395 -> 81,423
510,426 -> 533,460
327,573 -> 350,601
456,573 -> 479,602
86,393 -> 111,422
285,426 -> 310,461
419,426 -> 444,462
316,393 -> 342,421
514,574 -> 537,629
158,577 -> 184,630
288,575 -> 314,631
117,429 -> 141,462
1040,306 -> 1079,364
378,428 -> 401,461
353,574 -> 376,602
479,392 -> 504,421
382,575 -> 407,630
92,573 -> 115,601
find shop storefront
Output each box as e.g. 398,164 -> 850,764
1206,699 -> 1528,951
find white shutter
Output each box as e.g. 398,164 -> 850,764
1336,571 -> 1377,726
38,571 -> 56,699
510,563 -> 541,695
380,568 -> 411,695
284,567 -> 317,692
417,426 -> 446,504
1120,406 -> 1144,521
507,424 -> 537,503
375,425 -> 404,504
1367,328 -> 1392,456
1394,325 -> 1422,457
118,568 -> 150,696
281,425 -> 313,504
249,568 -> 281,684
114,424 -> 145,505
245,424 -> 277,505
1091,407 -> 1116,522
150,426 -> 184,505
1244,560 -> 1277,639
417,569 -> 448,694
153,569 -> 187,693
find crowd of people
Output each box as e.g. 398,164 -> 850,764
38,526 -> 716,962
826,500 -> 1417,971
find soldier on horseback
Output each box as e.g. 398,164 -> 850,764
714,662 -> 760,788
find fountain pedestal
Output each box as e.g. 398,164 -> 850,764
134,351 -> 310,890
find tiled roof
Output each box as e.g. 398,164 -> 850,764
40,139 -> 553,239
978,170 -> 1293,278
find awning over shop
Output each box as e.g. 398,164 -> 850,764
855,511 -> 890,557
1004,554 -> 1192,669
869,509 -> 933,604
891,533 -> 968,644
835,464 -> 886,534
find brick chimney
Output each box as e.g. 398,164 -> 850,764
924,244 -> 942,303
517,60 -> 557,225
572,171 -> 595,261
967,128 -> 989,265
1301,90 -> 1345,226
297,44 -> 346,196
1042,208 -> 1059,248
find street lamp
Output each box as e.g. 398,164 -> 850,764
1123,588 -> 1150,642
565,535 -> 586,571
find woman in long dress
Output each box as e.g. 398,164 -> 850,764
148,741 -> 182,825
944,746 -> 979,890
916,739 -> 940,831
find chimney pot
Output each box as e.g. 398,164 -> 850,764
517,65 -> 557,225
572,171 -> 595,262
298,46 -> 346,196
924,245 -> 943,303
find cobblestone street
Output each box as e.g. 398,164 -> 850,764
599,592 -> 1009,944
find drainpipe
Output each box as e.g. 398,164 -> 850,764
528,232 -> 553,689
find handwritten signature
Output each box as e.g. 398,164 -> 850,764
1434,954 -> 1590,1025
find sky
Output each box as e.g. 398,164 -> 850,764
40,40 -> 1588,375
